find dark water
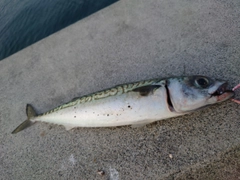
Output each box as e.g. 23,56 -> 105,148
0,0 -> 118,60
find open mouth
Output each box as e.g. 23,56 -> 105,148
211,83 -> 232,96
210,83 -> 235,101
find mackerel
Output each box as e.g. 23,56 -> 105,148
12,75 -> 234,134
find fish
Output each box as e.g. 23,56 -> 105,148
12,75 -> 235,134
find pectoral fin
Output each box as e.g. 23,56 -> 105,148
132,85 -> 161,96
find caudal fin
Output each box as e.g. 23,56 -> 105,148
12,104 -> 37,134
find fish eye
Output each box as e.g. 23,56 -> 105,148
195,77 -> 209,88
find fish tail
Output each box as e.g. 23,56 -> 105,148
12,104 -> 37,134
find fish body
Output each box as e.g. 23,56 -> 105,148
35,79 -> 174,129
12,76 -> 234,133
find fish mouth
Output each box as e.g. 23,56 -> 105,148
210,83 -> 235,102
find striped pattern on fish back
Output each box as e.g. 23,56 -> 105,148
41,79 -> 165,116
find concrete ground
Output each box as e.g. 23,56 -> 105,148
1,0 -> 240,179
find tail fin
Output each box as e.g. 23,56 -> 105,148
12,104 -> 37,134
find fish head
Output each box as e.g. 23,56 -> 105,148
167,75 -> 234,113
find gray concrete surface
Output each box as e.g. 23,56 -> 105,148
1,0 -> 240,179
